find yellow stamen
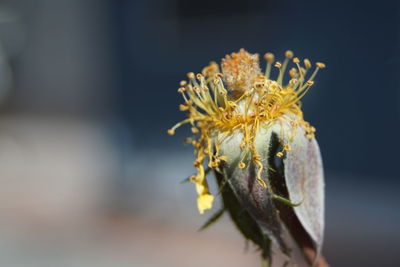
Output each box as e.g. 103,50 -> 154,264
169,49 -> 325,214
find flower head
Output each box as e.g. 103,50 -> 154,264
221,48 -> 261,93
168,49 -> 325,214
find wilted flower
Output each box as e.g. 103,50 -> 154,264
168,49 -> 327,266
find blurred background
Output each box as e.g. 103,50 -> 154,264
0,0 -> 398,266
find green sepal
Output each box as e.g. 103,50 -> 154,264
214,170 -> 273,265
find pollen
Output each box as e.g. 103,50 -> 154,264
169,49 -> 325,213
221,48 -> 261,93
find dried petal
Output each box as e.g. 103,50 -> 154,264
279,126 -> 325,261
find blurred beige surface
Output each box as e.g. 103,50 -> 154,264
0,115 -> 263,267
0,115 -> 114,224
0,115 -> 399,267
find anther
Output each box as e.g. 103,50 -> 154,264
293,57 -> 300,64
191,127 -> 199,134
187,72 -> 195,79
244,90 -> 253,97
289,79 -> 298,86
304,59 -> 311,69
218,156 -> 228,162
257,179 -> 267,188
253,154 -> 261,161
285,50 -> 294,59
178,87 -> 186,93
209,161 -> 219,168
283,144 -> 291,151
256,75 -> 266,81
274,62 -> 282,68
255,82 -> 263,89
193,160 -> 201,167
228,101 -> 238,109
179,104 -> 189,111
316,62 -> 326,69
289,67 -> 297,78
188,175 -> 196,182
180,80 -> 187,86
238,162 -> 246,169
167,129 -> 175,135
276,152 -> 284,157
306,80 -> 314,86
306,134 -> 315,139
240,143 -> 246,150
264,53 -> 275,63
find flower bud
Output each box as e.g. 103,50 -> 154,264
169,49 -> 327,265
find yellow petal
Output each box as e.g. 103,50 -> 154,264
197,193 -> 214,214
195,180 -> 206,195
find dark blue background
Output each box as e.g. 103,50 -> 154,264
115,0 -> 400,179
